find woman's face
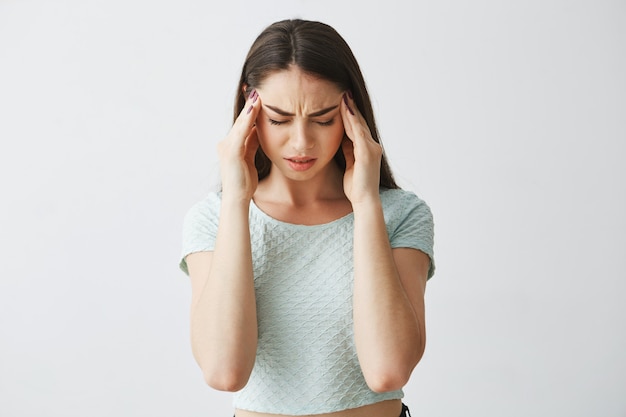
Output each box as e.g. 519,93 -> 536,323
253,67 -> 345,183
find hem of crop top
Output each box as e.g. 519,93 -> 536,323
233,391 -> 404,416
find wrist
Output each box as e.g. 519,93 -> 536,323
350,193 -> 382,212
220,194 -> 252,212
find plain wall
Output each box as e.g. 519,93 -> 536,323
1,0 -> 624,416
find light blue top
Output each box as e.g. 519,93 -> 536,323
180,188 -> 435,415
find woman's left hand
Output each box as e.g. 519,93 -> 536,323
340,92 -> 382,204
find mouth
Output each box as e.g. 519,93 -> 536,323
284,157 -> 317,171
286,157 -> 316,163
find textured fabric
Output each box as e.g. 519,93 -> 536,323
180,188 -> 435,415
233,402 -> 410,417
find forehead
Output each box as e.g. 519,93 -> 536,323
258,67 -> 342,99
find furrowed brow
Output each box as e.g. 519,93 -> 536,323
264,105 -> 294,116
264,104 -> 339,118
307,105 -> 339,118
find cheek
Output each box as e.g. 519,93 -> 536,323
254,111 -> 269,138
255,121 -> 283,151
254,116 -> 272,140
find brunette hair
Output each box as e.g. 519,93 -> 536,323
234,19 -> 399,189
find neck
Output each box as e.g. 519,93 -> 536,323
256,163 -> 345,206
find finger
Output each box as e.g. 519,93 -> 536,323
342,92 -> 356,117
341,92 -> 377,148
232,90 -> 261,144
341,92 -> 370,143
340,93 -> 355,141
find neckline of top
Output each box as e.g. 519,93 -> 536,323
249,198 -> 354,229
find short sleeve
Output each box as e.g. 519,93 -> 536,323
179,193 -> 220,275
384,190 -> 436,280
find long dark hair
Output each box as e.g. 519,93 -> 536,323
234,19 -> 399,189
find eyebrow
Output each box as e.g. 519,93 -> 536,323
264,104 -> 339,118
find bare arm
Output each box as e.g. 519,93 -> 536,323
186,90 -> 261,391
187,200 -> 257,391
352,198 -> 429,393
340,92 -> 430,392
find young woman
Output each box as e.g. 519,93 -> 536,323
180,19 -> 435,417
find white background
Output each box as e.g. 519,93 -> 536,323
1,0 -> 624,416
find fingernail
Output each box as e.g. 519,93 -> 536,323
347,90 -> 353,100
246,105 -> 253,114
249,89 -> 257,101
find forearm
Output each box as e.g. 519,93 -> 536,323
190,199 -> 257,391
352,197 -> 425,392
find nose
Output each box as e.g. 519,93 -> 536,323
290,122 -> 315,152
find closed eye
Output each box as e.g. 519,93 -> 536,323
269,118 -> 335,126
269,118 -> 287,126
316,118 -> 335,126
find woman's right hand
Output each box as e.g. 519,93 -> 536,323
217,90 -> 262,202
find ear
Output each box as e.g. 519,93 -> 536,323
242,84 -> 249,96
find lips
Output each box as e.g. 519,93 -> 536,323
285,157 -> 317,171
287,157 -> 315,163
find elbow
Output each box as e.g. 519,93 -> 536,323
363,348 -> 425,393
364,369 -> 411,393
191,335 -> 257,392
202,366 -> 251,392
